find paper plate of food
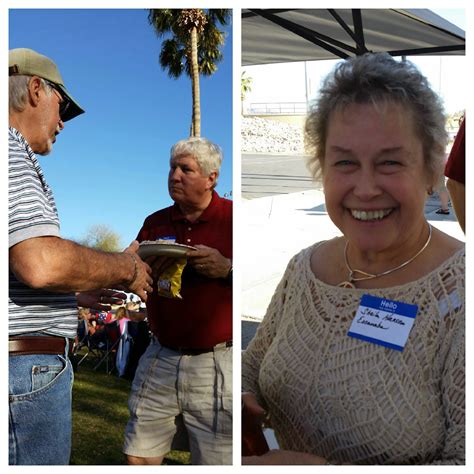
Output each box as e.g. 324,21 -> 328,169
137,240 -> 197,259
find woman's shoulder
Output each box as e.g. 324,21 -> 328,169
307,237 -> 346,285
296,237 -> 344,258
394,230 -> 464,292
267,237 -> 346,289
427,227 -> 464,272
286,238 -> 342,269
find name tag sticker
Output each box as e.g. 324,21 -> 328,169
348,294 -> 418,351
156,235 -> 176,242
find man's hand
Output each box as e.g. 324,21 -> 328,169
76,288 -> 126,311
186,244 -> 231,279
242,391 -> 269,457
124,241 -> 154,301
144,255 -> 176,281
242,392 -> 266,420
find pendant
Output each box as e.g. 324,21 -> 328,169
338,280 -> 356,289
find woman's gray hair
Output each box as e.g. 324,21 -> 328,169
305,53 -> 447,184
9,75 -> 52,112
170,137 -> 223,187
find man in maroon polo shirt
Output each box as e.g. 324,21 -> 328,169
124,137 -> 232,465
445,116 -> 465,233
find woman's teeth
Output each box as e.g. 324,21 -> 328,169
351,209 -> 393,221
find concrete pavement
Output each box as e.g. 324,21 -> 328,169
241,189 -> 465,349
242,153 -> 314,198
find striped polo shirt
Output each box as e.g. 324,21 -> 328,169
9,127 -> 77,338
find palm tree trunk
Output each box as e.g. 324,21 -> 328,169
190,26 -> 201,137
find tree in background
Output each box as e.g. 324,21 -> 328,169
79,224 -> 122,252
241,70 -> 252,115
148,9 -> 231,137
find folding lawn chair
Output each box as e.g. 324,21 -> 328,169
93,320 -> 121,374
73,319 -> 92,367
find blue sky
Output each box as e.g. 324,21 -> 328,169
9,9 -> 233,247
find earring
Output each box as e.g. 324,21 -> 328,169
427,186 -> 434,195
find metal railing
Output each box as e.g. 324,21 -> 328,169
248,102 -> 307,115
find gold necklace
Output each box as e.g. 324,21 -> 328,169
338,224 -> 432,289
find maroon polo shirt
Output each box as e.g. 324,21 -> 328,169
445,118 -> 465,184
137,191 -> 232,348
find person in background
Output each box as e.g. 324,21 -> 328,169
123,137 -> 232,465
116,306 -> 131,334
9,47 -> 153,465
445,117 -> 465,232
78,307 -> 97,336
242,53 -> 464,465
434,174 -> 450,215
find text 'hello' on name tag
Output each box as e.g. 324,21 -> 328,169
348,294 -> 418,352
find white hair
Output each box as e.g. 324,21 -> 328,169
9,75 -> 52,112
170,137 -> 223,187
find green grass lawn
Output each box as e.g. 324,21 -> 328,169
70,353 -> 190,465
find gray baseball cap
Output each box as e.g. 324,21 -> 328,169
9,48 -> 85,122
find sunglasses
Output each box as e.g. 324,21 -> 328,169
45,80 -> 71,120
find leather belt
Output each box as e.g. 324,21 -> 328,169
162,340 -> 232,356
9,336 -> 72,356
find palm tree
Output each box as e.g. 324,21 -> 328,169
241,70 -> 252,115
148,9 -> 231,137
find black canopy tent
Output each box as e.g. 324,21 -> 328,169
242,9 -> 465,66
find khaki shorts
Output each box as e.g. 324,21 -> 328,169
123,339 -> 232,465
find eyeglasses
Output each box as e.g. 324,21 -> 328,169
45,80 -> 70,120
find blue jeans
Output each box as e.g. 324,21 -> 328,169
9,344 -> 74,465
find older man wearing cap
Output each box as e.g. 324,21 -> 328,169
8,48 -> 154,465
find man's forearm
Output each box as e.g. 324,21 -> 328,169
10,236 -> 135,292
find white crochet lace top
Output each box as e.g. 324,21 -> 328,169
242,243 -> 465,465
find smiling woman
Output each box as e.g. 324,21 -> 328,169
242,53 -> 465,465
305,53 -> 460,286
322,102 -> 431,265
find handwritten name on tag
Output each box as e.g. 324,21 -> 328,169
348,294 -> 418,351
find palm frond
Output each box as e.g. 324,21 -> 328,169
148,9 -> 180,36
159,39 -> 186,79
206,9 -> 232,26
